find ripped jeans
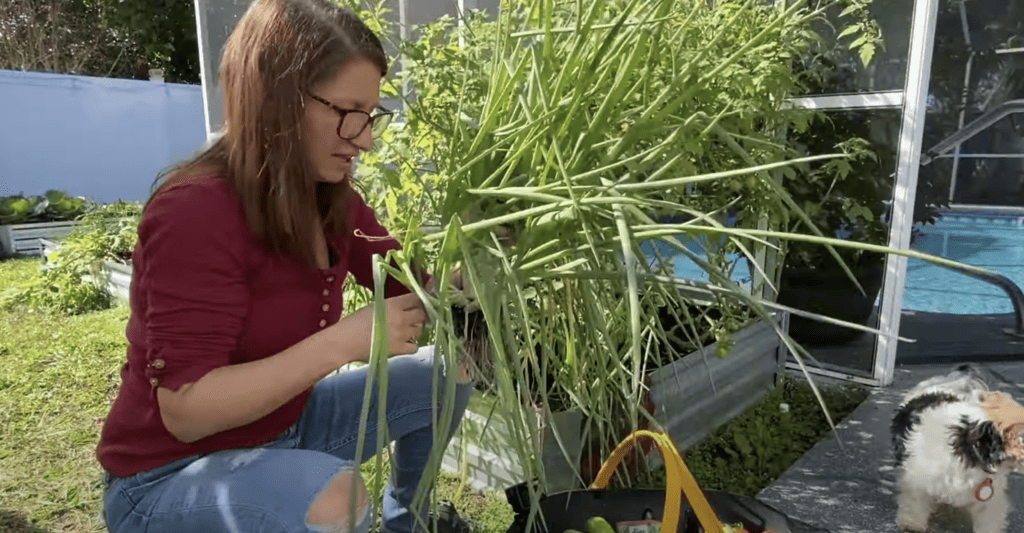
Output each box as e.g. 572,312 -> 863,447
101,347 -> 473,533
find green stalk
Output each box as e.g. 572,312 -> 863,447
350,253 -> 394,532
551,138 -> 606,269
577,2 -> 658,152
711,123 -> 865,295
611,200 -> 642,433
469,53 -> 531,156
610,153 -> 843,192
633,224 -> 995,276
607,0 -> 804,162
509,15 -> 679,37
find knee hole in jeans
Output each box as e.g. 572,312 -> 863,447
306,469 -> 370,533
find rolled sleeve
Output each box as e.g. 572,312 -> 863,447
137,182 -> 251,392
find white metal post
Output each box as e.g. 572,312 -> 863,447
193,0 -> 216,141
193,0 -> 249,141
457,0 -> 478,48
398,0 -> 410,102
948,2 -> 974,203
458,0 -> 465,48
873,0 -> 941,386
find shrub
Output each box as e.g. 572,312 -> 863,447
1,202 -> 142,315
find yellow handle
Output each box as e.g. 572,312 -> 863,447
590,430 -> 724,533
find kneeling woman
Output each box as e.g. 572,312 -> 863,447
95,1 -> 471,532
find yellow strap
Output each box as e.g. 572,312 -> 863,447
590,430 -> 724,533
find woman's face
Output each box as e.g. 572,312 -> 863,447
302,57 -> 383,184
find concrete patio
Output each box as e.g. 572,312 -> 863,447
756,310 -> 1024,533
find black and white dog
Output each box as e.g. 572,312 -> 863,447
891,365 -> 1024,533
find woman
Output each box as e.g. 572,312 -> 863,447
95,1 -> 472,532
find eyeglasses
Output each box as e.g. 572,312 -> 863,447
307,93 -> 394,140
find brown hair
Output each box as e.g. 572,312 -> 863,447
150,0 -> 388,267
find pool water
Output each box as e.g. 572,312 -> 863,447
643,210 -> 1024,316
639,236 -> 753,291
905,211 -> 1024,315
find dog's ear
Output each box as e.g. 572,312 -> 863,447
952,418 -> 1005,473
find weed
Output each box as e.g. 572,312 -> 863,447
683,377 -> 868,496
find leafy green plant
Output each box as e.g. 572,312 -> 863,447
681,377 -> 867,496
780,119 -> 888,271
342,4 -> 989,529
1,202 -> 141,315
0,190 -> 97,225
344,0 -> 882,501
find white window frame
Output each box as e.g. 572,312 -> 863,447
785,0 -> 940,387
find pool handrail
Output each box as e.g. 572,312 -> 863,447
931,261 -> 1024,338
920,99 -> 1024,166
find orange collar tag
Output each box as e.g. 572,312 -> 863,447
976,478 -> 995,501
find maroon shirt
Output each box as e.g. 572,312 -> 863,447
96,175 -> 409,477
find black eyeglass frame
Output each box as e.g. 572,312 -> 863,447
306,93 -> 394,140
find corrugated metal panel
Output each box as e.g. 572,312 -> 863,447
444,318 -> 785,490
0,222 -> 79,256
649,318 -> 784,452
443,395 -> 584,493
101,261 -> 132,304
444,406 -> 527,492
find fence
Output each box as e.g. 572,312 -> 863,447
0,69 -> 206,204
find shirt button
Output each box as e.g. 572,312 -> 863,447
319,319 -> 327,328
149,378 -> 160,387
321,303 -> 330,312
322,288 -> 330,297
152,359 -> 165,369
326,276 -> 335,283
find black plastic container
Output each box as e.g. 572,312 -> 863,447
504,483 -> 830,533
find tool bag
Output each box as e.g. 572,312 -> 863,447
505,430 -> 828,533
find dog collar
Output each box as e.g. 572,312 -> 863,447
976,478 -> 994,501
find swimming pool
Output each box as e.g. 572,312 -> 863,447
904,210 -> 1024,315
640,234 -> 753,291
643,209 -> 1024,315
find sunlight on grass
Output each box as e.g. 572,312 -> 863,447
0,256 -> 42,288
0,258 -> 126,532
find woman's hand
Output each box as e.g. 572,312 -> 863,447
333,292 -> 427,363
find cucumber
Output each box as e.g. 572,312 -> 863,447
585,516 -> 616,533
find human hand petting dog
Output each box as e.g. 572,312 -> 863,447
982,391 -> 1024,462
981,392 -> 1024,434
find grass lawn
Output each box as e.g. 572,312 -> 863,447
1,258 -> 130,533
0,256 -> 866,533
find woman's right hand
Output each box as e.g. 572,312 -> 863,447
332,292 -> 428,363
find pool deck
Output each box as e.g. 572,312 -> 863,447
756,311 -> 1024,533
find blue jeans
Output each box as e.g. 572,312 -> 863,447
102,347 -> 473,533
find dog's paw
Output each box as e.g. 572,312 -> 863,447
896,517 -> 931,533
896,522 -> 929,533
